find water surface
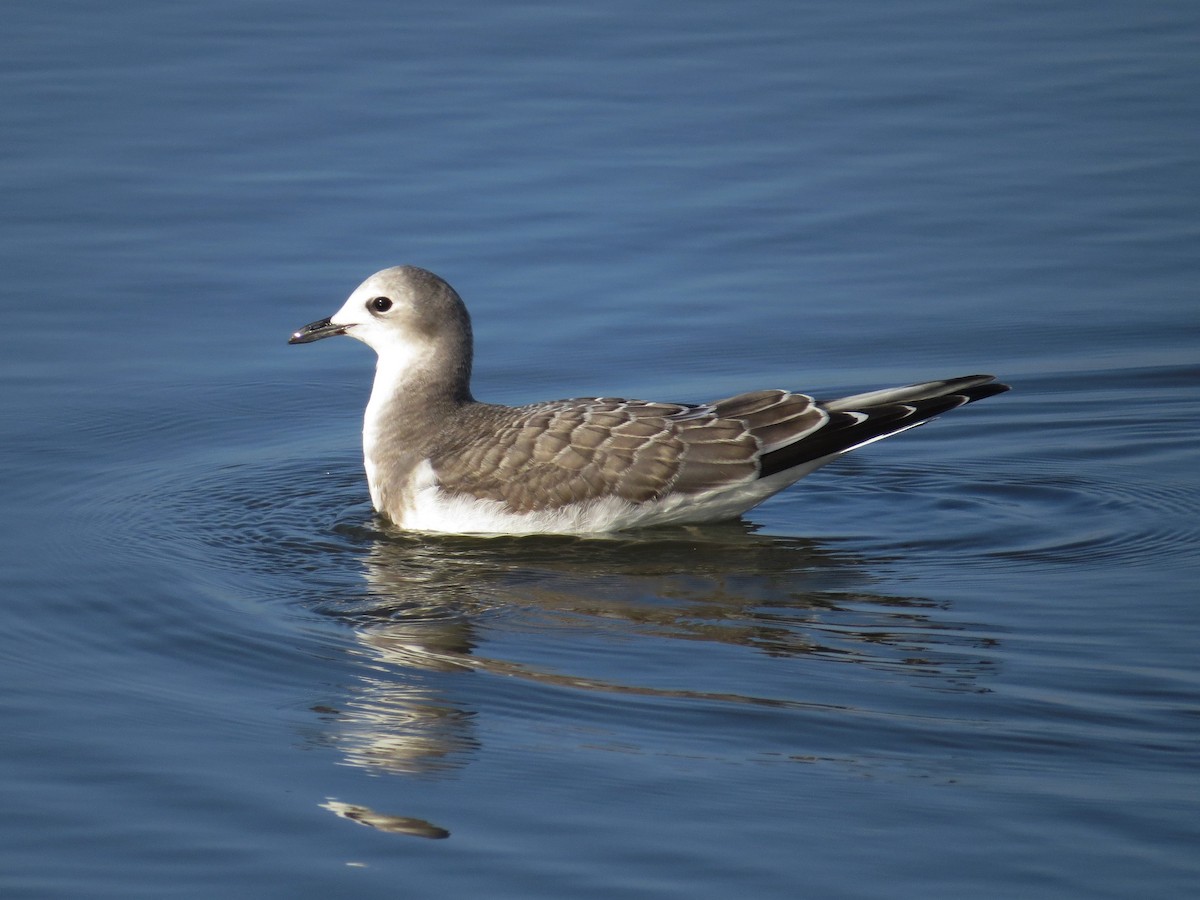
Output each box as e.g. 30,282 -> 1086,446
3,1 -> 1198,898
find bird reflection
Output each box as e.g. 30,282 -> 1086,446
320,800 -> 449,840
309,521 -> 998,780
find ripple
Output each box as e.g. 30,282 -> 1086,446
49,381 -> 1075,780
812,362 -> 1200,570
68,444 -> 1011,714
973,470 -> 1200,568
878,457 -> 1200,570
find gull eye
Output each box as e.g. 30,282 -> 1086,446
369,296 -> 393,313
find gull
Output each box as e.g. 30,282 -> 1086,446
290,266 -> 1009,535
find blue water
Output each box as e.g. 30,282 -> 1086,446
3,1 -> 1199,897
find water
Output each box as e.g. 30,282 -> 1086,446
3,1 -> 1199,897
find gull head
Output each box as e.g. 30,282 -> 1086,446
289,266 -> 474,392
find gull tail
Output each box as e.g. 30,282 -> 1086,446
759,374 -> 1010,478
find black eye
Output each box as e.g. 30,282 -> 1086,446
369,296 -> 393,313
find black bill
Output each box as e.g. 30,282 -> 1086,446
289,316 -> 346,344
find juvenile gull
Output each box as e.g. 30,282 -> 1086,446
290,266 -> 1009,535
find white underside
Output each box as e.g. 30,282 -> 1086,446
382,457 -> 842,535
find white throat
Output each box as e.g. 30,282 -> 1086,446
361,339 -> 434,508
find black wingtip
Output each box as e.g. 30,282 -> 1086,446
758,375 -> 1011,479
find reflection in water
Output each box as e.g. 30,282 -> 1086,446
312,522 -> 999,779
320,800 -> 449,839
